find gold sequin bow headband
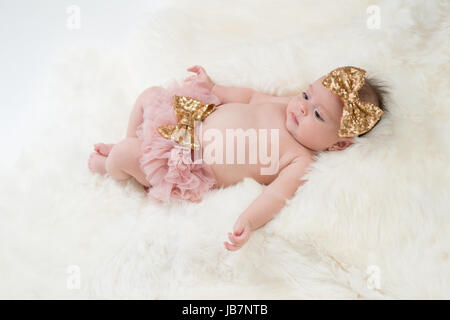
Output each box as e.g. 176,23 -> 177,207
157,95 -> 217,150
322,66 -> 383,137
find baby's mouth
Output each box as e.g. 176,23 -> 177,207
290,112 -> 299,125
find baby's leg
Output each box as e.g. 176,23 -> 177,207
90,87 -> 162,184
126,86 -> 161,138
104,137 -> 150,187
92,86 -> 161,160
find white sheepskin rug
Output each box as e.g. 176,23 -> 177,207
1,0 -> 449,299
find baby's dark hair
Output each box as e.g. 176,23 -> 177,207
358,76 -> 389,137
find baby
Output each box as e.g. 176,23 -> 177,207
88,65 -> 386,251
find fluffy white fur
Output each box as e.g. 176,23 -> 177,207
1,0 -> 449,299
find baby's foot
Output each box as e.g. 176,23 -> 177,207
94,143 -> 115,156
88,152 -> 107,175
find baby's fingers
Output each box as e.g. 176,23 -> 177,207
189,65 -> 208,76
187,65 -> 201,74
184,75 -> 197,83
233,224 -> 245,237
224,241 -> 241,251
228,232 -> 239,244
228,232 -> 243,245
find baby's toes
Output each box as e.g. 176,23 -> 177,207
94,143 -> 114,156
88,152 -> 107,175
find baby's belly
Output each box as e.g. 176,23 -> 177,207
198,102 -> 290,187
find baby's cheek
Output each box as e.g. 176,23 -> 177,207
295,126 -> 307,143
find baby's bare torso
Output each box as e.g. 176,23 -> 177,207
201,101 -> 312,187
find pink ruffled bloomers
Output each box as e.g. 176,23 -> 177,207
135,77 -> 221,202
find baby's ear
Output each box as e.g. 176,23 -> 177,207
328,138 -> 353,151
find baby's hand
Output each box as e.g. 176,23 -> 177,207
185,65 -> 215,92
224,216 -> 252,251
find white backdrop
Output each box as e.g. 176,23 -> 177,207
0,0 -> 165,168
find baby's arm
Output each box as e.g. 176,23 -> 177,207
213,84 -> 291,105
211,84 -> 255,104
187,65 -> 289,105
224,156 -> 311,251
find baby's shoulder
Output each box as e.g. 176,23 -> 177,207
279,150 -> 314,172
273,152 -> 313,184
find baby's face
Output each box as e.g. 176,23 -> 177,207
286,76 -> 352,151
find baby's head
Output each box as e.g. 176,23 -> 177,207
286,66 -> 387,152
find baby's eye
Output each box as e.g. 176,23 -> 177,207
302,92 -> 309,100
314,109 -> 324,121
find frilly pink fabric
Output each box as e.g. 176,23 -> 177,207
136,76 -> 221,202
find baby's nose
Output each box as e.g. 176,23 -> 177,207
299,103 -> 307,116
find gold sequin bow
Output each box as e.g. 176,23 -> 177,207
157,95 -> 217,150
322,66 -> 383,137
